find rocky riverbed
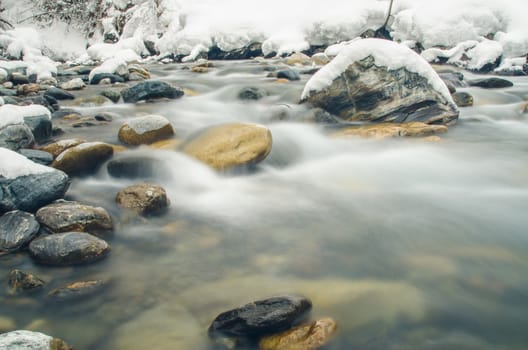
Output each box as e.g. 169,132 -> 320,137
1,42 -> 528,350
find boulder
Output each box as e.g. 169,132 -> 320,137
29,231 -> 110,266
118,115 -> 174,145
116,183 -> 170,215
121,80 -> 184,103
0,330 -> 73,350
44,87 -> 75,100
238,87 -> 268,101
0,210 -> 40,253
301,38 -> 459,125
452,91 -> 474,107
17,83 -> 41,96
51,142 -> 114,176
208,294 -> 312,338
40,138 -> 86,158
48,279 -> 108,301
18,149 -> 54,165
179,122 -> 272,170
24,115 -> 52,144
277,69 -> 300,81
8,269 -> 45,292
36,201 -> 113,238
259,318 -> 337,350
60,78 -> 86,91
468,77 -> 513,88
332,122 -> 448,139
0,124 -> 34,150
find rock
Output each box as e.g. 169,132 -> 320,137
121,80 -> 184,103
332,122 -> 448,139
100,89 -> 121,103
107,156 -> 168,179
208,294 -> 312,338
0,169 -> 70,214
18,149 -> 54,165
8,269 -> 45,292
468,77 -> 513,88
238,87 -> 268,101
179,122 -> 273,171
286,52 -> 311,66
277,69 -> 300,81
29,231 -> 110,266
128,64 -> 151,80
191,66 -> 209,73
208,42 -> 263,60
452,91 -> 474,107
118,115 -> 174,145
311,53 -> 330,66
116,183 -> 170,215
301,39 -> 459,125
52,109 -> 82,119
68,95 -> 111,107
0,124 -> 35,150
48,279 -> 108,301
24,115 -> 52,144
438,71 -> 467,88
94,112 -> 118,122
11,72 -> 29,85
44,87 -> 75,100
40,138 -> 86,158
259,318 -> 337,350
0,87 -> 17,96
17,83 -> 41,96
0,330 -> 73,350
36,201 -> 113,238
89,73 -> 125,85
51,142 -> 114,176
0,210 -> 40,253
60,78 -> 86,91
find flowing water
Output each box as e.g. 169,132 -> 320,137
1,59 -> 528,349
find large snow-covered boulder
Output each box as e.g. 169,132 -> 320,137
0,147 -> 70,214
301,39 -> 459,125
0,104 -> 52,149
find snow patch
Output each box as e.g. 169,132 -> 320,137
0,104 -> 51,129
0,147 -> 55,179
466,40 -> 503,70
301,38 -> 452,103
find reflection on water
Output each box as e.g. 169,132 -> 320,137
1,60 -> 528,349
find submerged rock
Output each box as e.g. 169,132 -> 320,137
44,87 -> 75,100
121,80 -> 184,103
0,330 -> 73,350
468,77 -> 513,88
29,231 -> 110,266
107,155 -> 168,179
118,115 -> 175,145
51,141 -> 114,176
452,91 -> 474,107
238,87 -> 268,101
208,294 -> 312,338
8,269 -> 45,292
48,279 -> 108,301
179,122 -> 273,171
0,210 -> 40,253
332,122 -> 448,139
301,39 -> 459,125
259,318 -> 337,350
36,201 -> 113,238
116,183 -> 169,215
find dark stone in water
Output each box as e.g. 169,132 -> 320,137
208,42 -> 263,60
0,170 -> 70,213
0,123 -> 34,151
29,231 -> 110,266
437,72 -> 467,88
121,80 -> 184,103
36,200 -> 114,238
238,87 -> 268,101
107,156 -> 168,179
0,87 -> 17,96
18,149 -> 54,165
10,72 -> 29,85
0,210 -> 40,253
452,91 -> 474,107
469,77 -> 513,88
90,73 -> 125,85
44,87 -> 75,100
8,269 -> 45,292
208,294 -> 312,338
277,69 -> 300,81
24,115 -> 52,144
48,279 -> 108,301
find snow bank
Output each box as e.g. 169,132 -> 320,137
301,38 -> 452,102
0,104 -> 51,129
0,147 -> 55,179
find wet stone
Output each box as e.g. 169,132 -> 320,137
118,115 -> 175,145
90,73 -> 125,85
18,149 -> 54,165
0,210 -> 40,253
36,200 -> 114,238
17,83 -> 41,96
259,318 -> 338,350
0,123 -> 35,151
100,89 -> 121,103
51,141 -> 114,176
276,69 -> 300,81
60,77 -> 86,91
8,269 -> 45,293
29,231 -> 110,266
24,115 -> 53,144
44,87 -> 75,100
452,91 -> 474,107
121,80 -> 184,103
40,138 -> 86,158
332,122 -> 448,139
48,279 -> 108,301
116,183 -> 170,216
469,77 -> 514,88
208,294 -> 312,338
238,87 -> 268,101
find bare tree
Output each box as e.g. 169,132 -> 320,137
375,0 -> 394,40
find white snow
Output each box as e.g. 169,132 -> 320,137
301,38 -> 453,103
466,40 -> 503,70
0,104 -> 51,129
126,115 -> 171,134
0,147 -> 55,179
88,57 -> 129,82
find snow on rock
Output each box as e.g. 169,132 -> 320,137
0,105 -> 52,129
0,147 -> 55,179
466,39 -> 503,71
127,115 -> 171,135
88,57 -> 129,82
301,38 -> 452,103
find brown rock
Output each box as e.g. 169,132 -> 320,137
40,138 -> 86,158
192,66 -> 209,73
48,279 -> 108,300
51,141 -> 114,175
118,115 -> 175,146
116,183 -> 170,215
8,269 -> 45,293
17,83 -> 41,95
259,318 -> 337,350
179,122 -> 272,170
332,122 -> 448,139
